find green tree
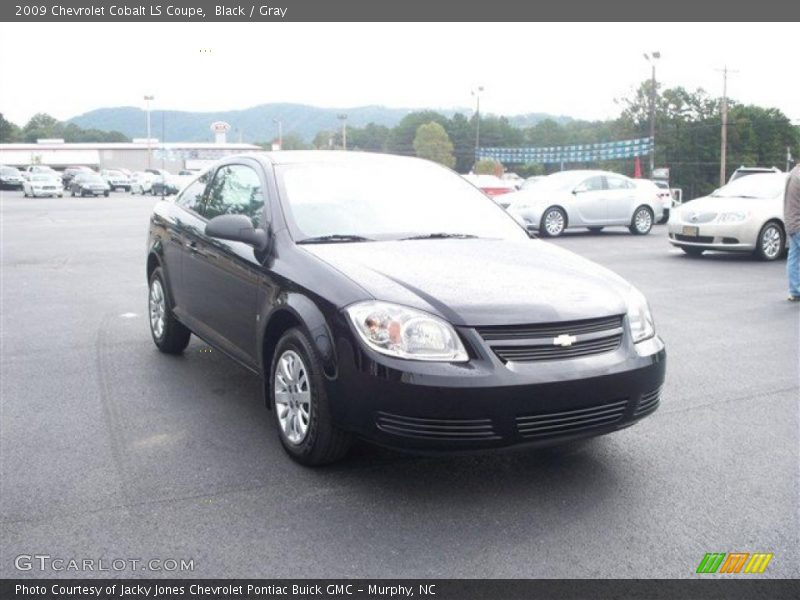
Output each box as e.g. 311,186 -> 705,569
22,113 -> 63,142
413,122 -> 456,169
0,113 -> 21,143
473,159 -> 502,175
387,110 -> 449,156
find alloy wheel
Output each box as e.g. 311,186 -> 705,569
149,278 -> 166,340
274,350 -> 311,445
635,208 -> 652,233
761,225 -> 782,259
544,209 -> 565,236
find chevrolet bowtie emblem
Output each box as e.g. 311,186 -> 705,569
553,334 -> 577,347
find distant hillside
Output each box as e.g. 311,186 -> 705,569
67,104 -> 572,144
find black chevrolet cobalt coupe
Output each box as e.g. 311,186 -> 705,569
147,152 -> 666,465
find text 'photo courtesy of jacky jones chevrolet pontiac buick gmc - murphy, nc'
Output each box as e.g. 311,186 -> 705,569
146,151 -> 666,466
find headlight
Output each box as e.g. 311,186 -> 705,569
626,287 -> 655,344
717,211 -> 749,223
346,301 -> 468,362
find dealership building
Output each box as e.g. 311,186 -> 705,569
0,138 -> 261,173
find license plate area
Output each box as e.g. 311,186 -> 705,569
682,225 -> 699,237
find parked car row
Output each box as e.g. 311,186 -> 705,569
1,164 -> 199,197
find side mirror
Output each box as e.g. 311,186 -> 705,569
206,214 -> 268,249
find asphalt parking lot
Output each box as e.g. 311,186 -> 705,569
1,190 -> 797,579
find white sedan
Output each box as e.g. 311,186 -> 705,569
22,174 -> 63,198
667,172 -> 787,261
130,171 -> 154,194
505,170 -> 663,237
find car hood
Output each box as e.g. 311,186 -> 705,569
302,239 -> 631,326
676,195 -> 776,216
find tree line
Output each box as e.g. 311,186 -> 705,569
3,80 -> 797,198
0,113 -> 130,144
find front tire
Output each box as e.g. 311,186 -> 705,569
539,206 -> 567,237
270,328 -> 352,466
148,267 -> 191,354
754,221 -> 785,261
629,206 -> 654,235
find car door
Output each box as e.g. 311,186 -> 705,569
570,175 -> 607,225
605,175 -> 638,223
181,161 -> 267,367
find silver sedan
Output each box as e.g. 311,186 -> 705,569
667,172 -> 787,261
505,170 -> 662,237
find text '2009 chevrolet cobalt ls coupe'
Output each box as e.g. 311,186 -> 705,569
147,152 -> 666,465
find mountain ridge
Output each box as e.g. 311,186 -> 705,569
67,103 -> 574,144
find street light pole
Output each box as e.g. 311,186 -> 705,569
472,86 -> 484,160
144,94 -> 154,168
337,114 -> 347,150
272,119 -> 283,150
715,65 -> 738,186
642,52 -> 660,176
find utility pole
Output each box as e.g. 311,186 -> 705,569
472,86 -> 484,159
144,95 -> 154,168
272,119 -> 282,150
716,66 -> 738,186
643,52 -> 660,176
337,114 -> 347,150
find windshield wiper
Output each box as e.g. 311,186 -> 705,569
297,234 -> 374,244
399,233 -> 479,241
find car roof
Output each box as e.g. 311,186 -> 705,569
230,150 -> 438,168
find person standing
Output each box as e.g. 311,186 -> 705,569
786,162 -> 800,301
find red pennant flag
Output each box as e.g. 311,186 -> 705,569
633,157 -> 642,179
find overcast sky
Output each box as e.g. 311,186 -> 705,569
1,22 -> 797,126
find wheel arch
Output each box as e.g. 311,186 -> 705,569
258,294 -> 337,407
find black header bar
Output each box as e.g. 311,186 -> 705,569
3,0 -> 800,22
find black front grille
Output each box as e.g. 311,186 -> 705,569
494,335 -> 622,362
675,234 -> 714,243
376,412 -> 500,441
476,315 -> 623,341
634,387 -> 661,417
516,399 -> 628,439
476,315 -> 624,363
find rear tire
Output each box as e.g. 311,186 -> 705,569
629,206 -> 654,235
270,327 -> 352,466
754,221 -> 785,261
148,267 -> 191,354
681,246 -> 705,257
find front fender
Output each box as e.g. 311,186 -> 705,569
257,292 -> 336,379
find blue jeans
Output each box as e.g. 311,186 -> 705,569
788,231 -> 800,298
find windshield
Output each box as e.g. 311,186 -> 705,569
276,156 -> 528,242
1,168 -> 20,176
526,171 -> 589,192
32,175 -> 52,181
711,173 -> 785,199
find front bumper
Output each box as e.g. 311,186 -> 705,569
29,187 -> 61,196
667,219 -> 757,251
328,325 -> 666,452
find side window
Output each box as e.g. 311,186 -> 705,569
605,176 -> 629,190
575,176 -> 604,192
203,164 -> 265,227
176,172 -> 210,214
